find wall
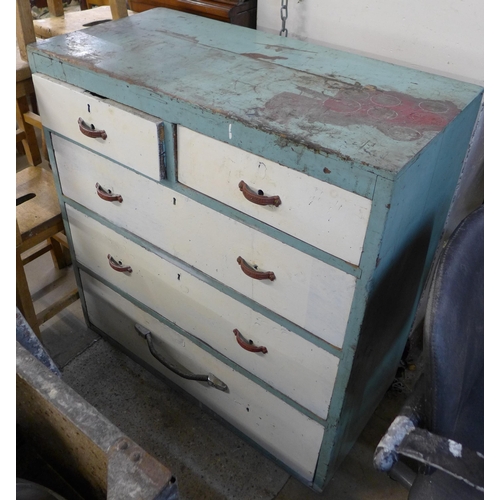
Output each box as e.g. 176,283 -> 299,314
256,0 -> 483,85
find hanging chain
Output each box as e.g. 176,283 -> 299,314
279,0 -> 289,37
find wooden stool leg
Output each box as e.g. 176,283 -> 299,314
49,235 -> 72,270
16,93 -> 42,167
17,247 -> 41,339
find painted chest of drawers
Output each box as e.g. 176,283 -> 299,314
28,9 -> 483,491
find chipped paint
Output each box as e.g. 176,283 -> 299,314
448,439 -> 463,458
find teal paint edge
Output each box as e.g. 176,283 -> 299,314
313,92 -> 483,489
77,265 -> 326,426
60,195 -> 343,359
75,309 -> 318,490
28,51 -> 379,196
311,175 -> 394,489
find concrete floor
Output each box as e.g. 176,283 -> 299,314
17,152 -> 412,500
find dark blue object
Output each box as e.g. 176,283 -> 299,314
16,308 -> 61,377
374,205 -> 484,499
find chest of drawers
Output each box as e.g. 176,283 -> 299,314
28,9 -> 483,491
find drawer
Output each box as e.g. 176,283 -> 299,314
32,74 -> 166,181
67,206 -> 340,419
54,135 -> 356,347
177,126 -> 372,266
81,272 -> 325,481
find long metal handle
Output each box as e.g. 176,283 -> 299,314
96,183 -> 123,203
233,329 -> 268,354
135,324 -> 228,392
238,180 -> 281,207
237,256 -> 276,281
78,117 -> 107,140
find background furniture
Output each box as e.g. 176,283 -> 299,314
373,205 -> 484,499
28,8 -> 483,491
16,167 -> 78,338
128,0 -> 257,28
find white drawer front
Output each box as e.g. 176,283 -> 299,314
177,126 -> 372,266
32,74 -> 165,181
81,272 -> 325,481
54,136 -> 356,348
67,206 -> 339,419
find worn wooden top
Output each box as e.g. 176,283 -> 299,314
27,8 -> 482,174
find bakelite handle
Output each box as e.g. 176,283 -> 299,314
78,117 -> 107,140
135,324 -> 228,391
233,329 -> 268,354
107,254 -> 132,273
237,256 -> 276,281
96,183 -> 123,203
238,180 -> 281,207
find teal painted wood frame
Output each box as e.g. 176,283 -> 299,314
30,9 -> 484,491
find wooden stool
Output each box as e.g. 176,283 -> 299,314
16,167 -> 80,339
32,0 -> 131,39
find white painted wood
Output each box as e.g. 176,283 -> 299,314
81,272 -> 325,481
67,206 -> 339,419
177,126 -> 372,266
32,74 -> 165,180
54,136 -> 356,347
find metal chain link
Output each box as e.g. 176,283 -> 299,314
279,0 -> 289,37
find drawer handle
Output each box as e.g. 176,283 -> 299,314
135,324 -> 229,392
233,329 -> 268,354
96,183 -> 123,203
238,180 -> 281,207
237,256 -> 276,281
78,117 -> 107,140
107,254 -> 132,273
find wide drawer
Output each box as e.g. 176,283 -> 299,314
177,126 -> 372,266
81,271 -> 325,481
54,135 -> 356,347
32,74 -> 166,181
66,206 -> 339,419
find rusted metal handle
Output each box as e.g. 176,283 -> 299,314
96,183 -> 123,203
78,117 -> 107,140
238,180 -> 281,207
107,254 -> 132,273
237,256 -> 276,281
135,324 -> 228,391
233,329 -> 268,354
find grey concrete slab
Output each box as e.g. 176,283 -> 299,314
62,339 -> 290,500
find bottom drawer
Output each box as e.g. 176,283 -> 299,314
81,271 -> 325,481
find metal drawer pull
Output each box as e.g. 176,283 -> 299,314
96,183 -> 123,203
107,254 -> 132,273
237,256 -> 276,281
233,329 -> 268,354
78,117 -> 107,140
135,324 -> 229,392
238,180 -> 281,207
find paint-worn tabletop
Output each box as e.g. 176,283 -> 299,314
27,8 -> 482,176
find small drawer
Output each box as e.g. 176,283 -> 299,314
81,271 -> 325,482
54,135 -> 356,347
32,73 -> 166,181
66,206 -> 339,420
177,126 -> 372,266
